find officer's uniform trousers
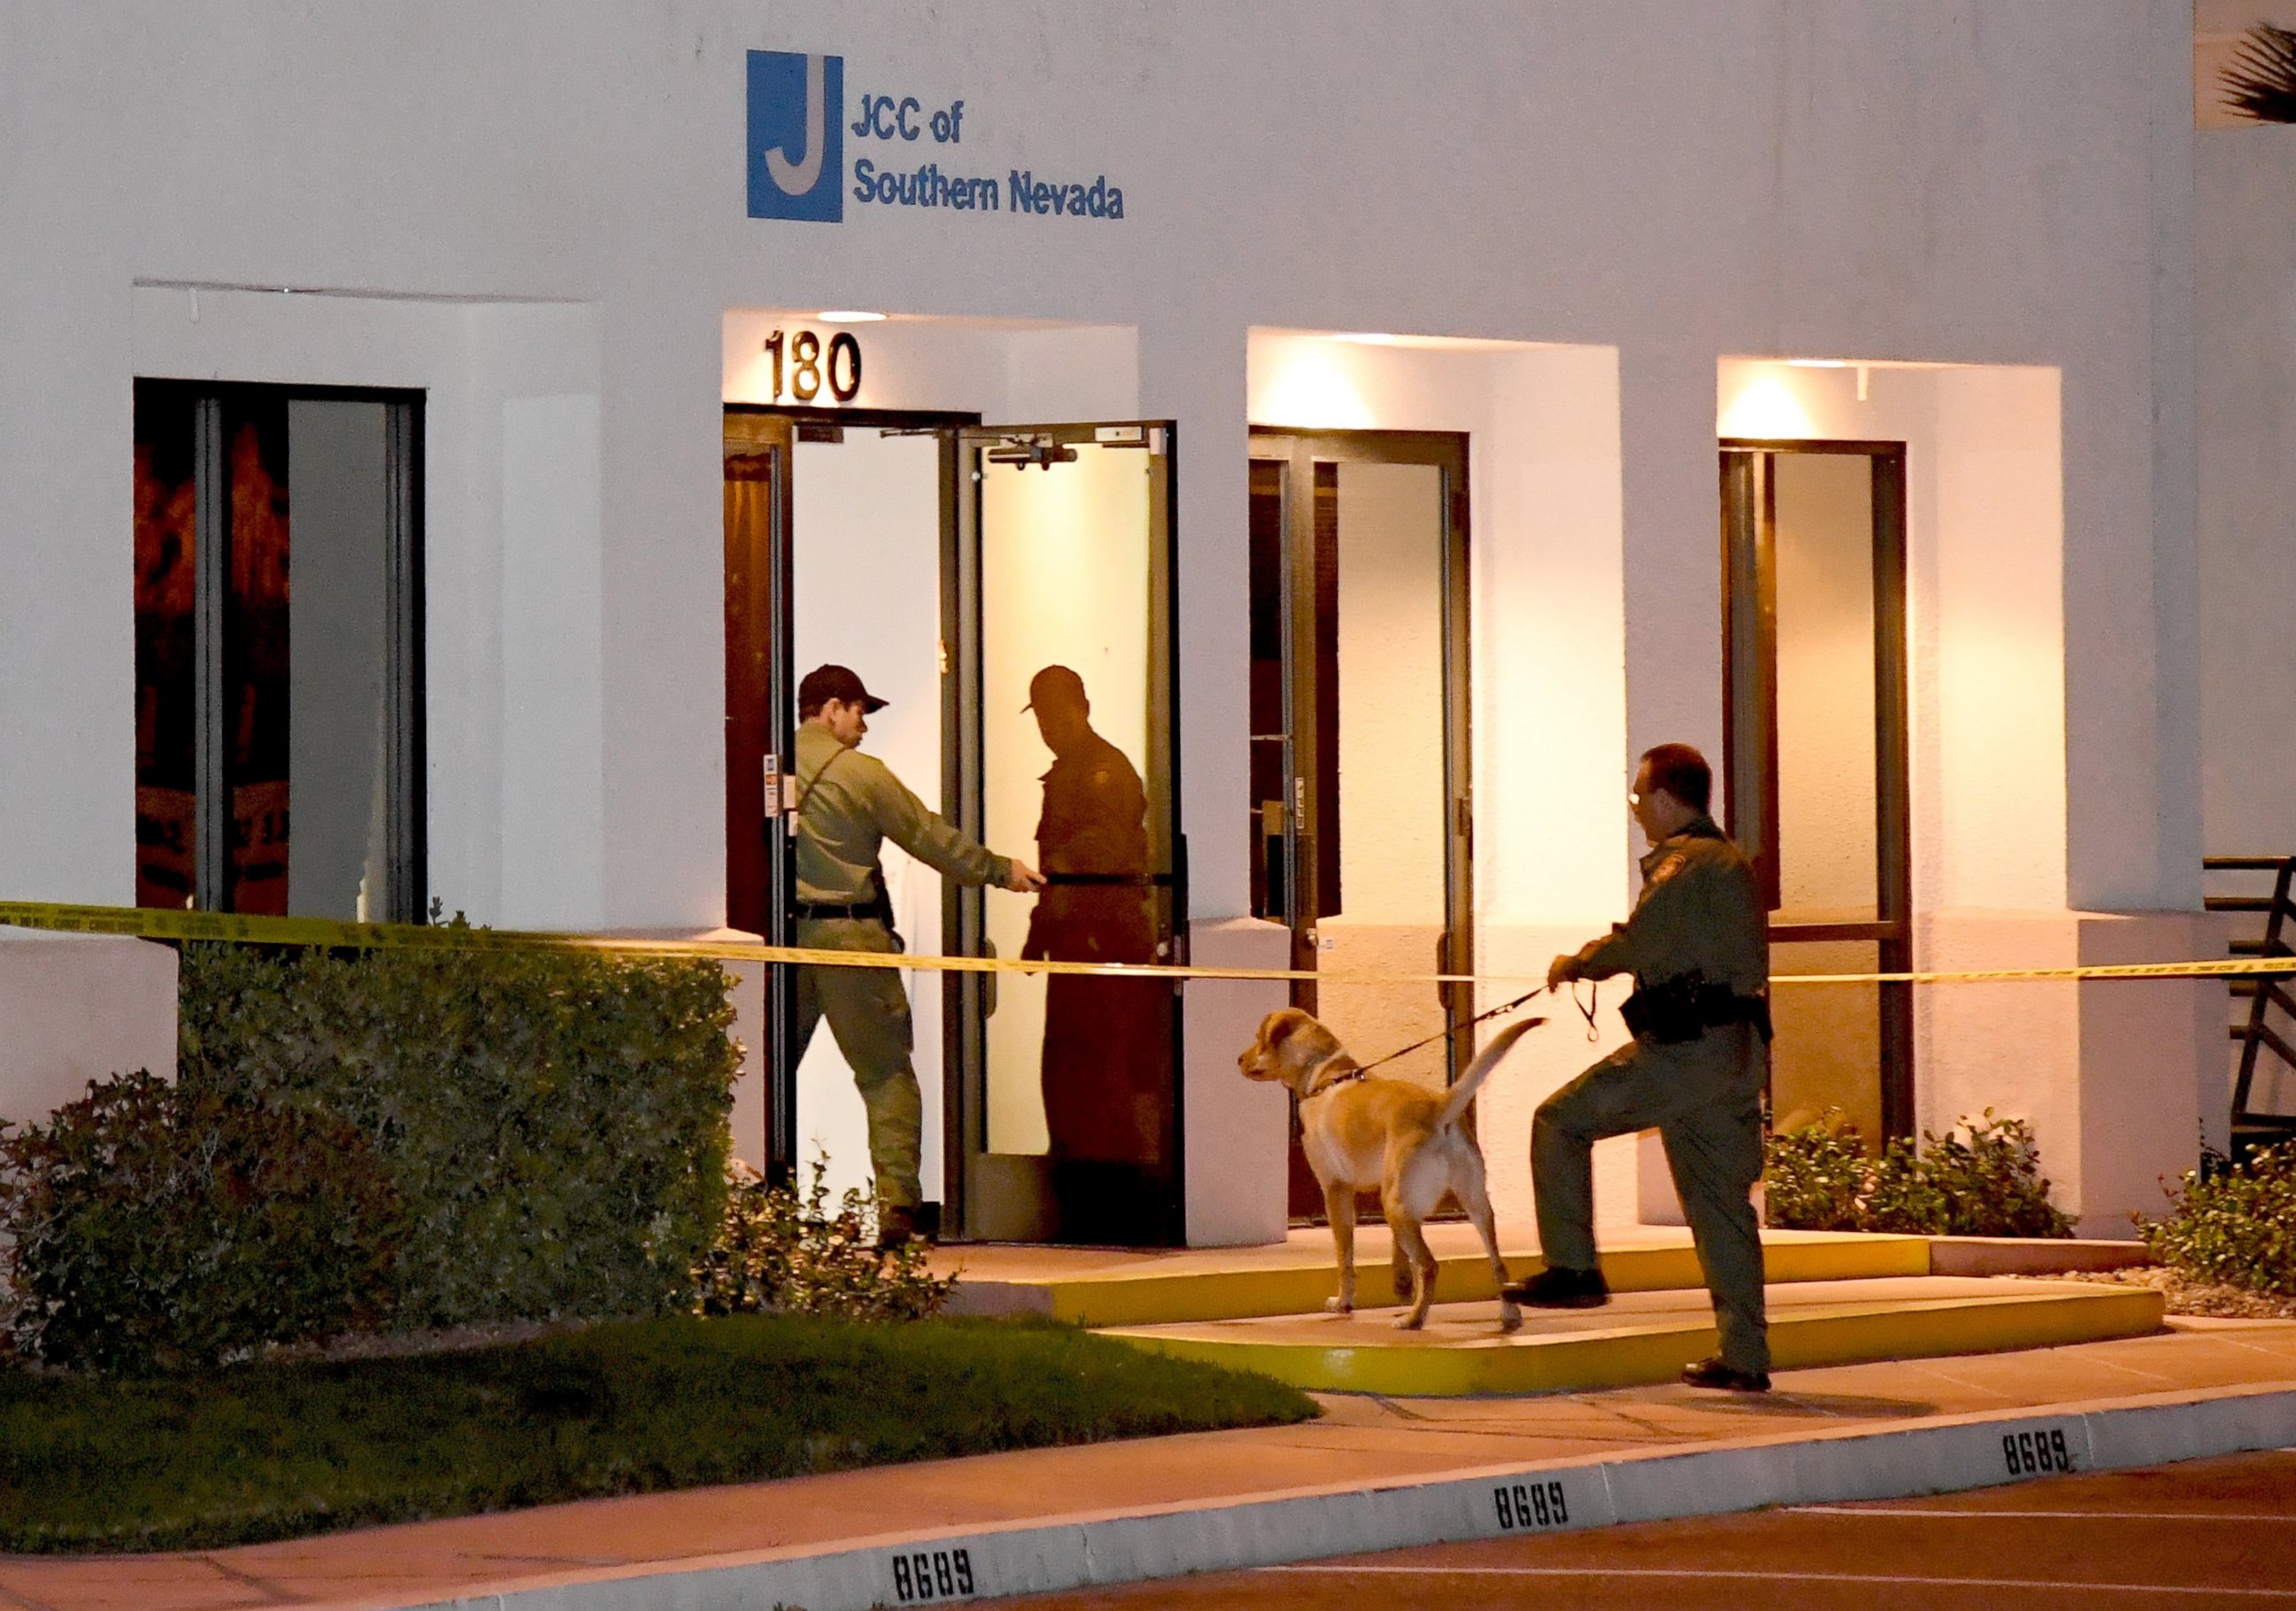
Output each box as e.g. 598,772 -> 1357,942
1533,1023 -> 1770,1374
793,915 -> 923,1210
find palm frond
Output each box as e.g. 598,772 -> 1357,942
2222,23 -> 2296,125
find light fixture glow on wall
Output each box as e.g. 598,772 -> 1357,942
816,310 -> 888,323
1784,357 -> 1871,401
1334,331 -> 1400,345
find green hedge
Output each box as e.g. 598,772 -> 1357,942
1765,1109 -> 2073,1238
2,936 -> 737,1370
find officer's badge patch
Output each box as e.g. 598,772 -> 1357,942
1649,853 -> 1687,886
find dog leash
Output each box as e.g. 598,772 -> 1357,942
1571,980 -> 1601,1041
1351,986 -> 1549,1076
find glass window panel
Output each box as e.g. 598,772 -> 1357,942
979,442 -> 1171,1165
133,385 -> 200,909
1313,460 -> 1449,1095
223,395 -> 292,917
285,399 -> 394,921
1771,939 -> 1883,1148
1771,452 -> 1879,922
1247,459 -> 1285,921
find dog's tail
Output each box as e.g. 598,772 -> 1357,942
1434,1017 -> 1544,1131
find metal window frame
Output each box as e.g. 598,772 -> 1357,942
1720,437 -> 1914,1140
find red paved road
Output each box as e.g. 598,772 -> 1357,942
989,1449 -> 2296,1609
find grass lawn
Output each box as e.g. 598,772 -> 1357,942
0,1314 -> 1317,1553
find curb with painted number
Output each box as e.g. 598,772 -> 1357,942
395,1383 -> 2296,1611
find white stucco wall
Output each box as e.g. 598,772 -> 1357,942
2199,126 -> 2296,862
0,1 -> 2215,1234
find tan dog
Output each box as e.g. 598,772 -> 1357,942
1238,1008 -> 1540,1331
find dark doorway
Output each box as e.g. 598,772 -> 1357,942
1720,439 -> 1914,1144
1246,429 -> 1473,1221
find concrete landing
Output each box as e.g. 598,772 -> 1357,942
939,1227 -> 1933,1328
1102,1276 -> 2167,1396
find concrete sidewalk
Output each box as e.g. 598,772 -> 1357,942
2,1317 -> 2290,1611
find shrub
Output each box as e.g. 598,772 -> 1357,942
0,1074 -> 399,1373
1765,1108 -> 2073,1238
1760,1120 -> 1867,1231
1,933 -> 739,1369
2136,1143 -> 2296,1296
694,1158 -> 954,1322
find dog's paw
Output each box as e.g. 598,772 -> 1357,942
1392,1311 -> 1427,1331
1497,1302 -> 1524,1334
1323,1297 -> 1354,1316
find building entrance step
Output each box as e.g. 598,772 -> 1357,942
940,1228 -> 1931,1328
1095,1274 -> 2165,1396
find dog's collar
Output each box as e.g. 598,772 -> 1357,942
1300,1055 -> 1367,1101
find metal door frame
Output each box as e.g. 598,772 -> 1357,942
1719,437 -> 1914,1141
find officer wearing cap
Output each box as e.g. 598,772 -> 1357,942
789,664 -> 1044,1249
1505,742 -> 1775,1391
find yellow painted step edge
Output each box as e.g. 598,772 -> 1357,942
1100,1286 -> 2165,1397
1036,1236 -> 1932,1328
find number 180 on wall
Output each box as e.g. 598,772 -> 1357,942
759,328 -> 865,404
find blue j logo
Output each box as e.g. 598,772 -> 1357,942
749,50 -> 843,221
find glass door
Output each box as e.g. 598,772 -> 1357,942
1247,430 -> 1473,1221
1721,439 -> 1913,1144
725,407 -> 972,1194
948,422 -> 1183,1244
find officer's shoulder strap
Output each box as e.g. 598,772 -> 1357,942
795,745 -> 852,822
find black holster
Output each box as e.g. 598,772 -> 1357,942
1621,972 -> 1773,1045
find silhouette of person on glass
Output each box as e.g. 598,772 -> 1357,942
1021,665 -> 1171,1173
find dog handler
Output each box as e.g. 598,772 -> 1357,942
1506,742 -> 1776,1390
788,664 -> 1044,1250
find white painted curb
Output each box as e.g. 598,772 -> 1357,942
414,1383 -> 2296,1611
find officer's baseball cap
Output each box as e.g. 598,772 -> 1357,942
799,663 -> 888,713
1020,663 -> 1086,713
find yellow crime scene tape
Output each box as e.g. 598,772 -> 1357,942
1,899 -> 2290,989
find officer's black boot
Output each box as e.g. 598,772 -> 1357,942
1681,1356 -> 1771,1391
1501,1265 -> 1610,1309
874,1204 -> 916,1253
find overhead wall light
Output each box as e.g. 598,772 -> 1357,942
1334,331 -> 1400,345
816,309 -> 888,323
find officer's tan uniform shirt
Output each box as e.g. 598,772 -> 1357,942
793,723 -> 1012,903
1565,816 -> 1766,997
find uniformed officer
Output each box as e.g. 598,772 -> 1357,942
788,664 -> 1044,1250
1020,664 -> 1167,1171
1506,742 -> 1775,1390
